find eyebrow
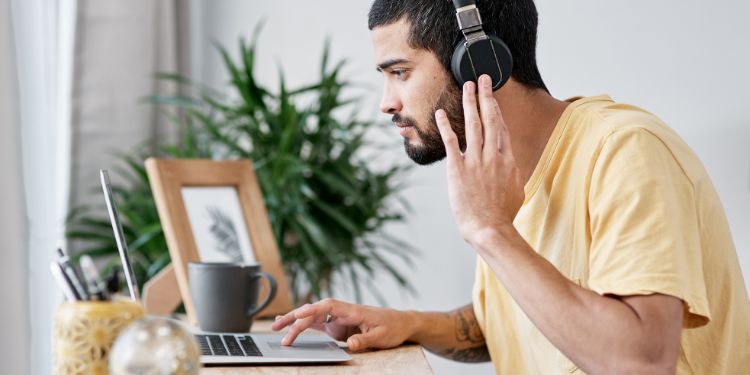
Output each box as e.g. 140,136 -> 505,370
376,58 -> 410,72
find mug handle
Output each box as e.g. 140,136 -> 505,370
246,272 -> 277,317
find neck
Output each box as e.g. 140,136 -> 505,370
493,79 -> 569,184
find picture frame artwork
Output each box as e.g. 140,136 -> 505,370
145,158 -> 293,325
181,186 -> 256,264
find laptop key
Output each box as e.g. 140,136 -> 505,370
222,335 -> 245,356
195,335 -> 212,356
237,335 -> 262,356
207,334 -> 228,356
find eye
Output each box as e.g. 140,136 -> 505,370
390,69 -> 409,79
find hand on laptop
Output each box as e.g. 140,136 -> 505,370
271,298 -> 416,352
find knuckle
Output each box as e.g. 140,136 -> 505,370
502,155 -> 514,166
485,149 -> 499,160
294,319 -> 310,330
443,133 -> 457,145
288,323 -> 300,334
322,298 -> 342,312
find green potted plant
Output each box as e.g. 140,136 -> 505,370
66,34 -> 416,304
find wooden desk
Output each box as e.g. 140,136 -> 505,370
202,320 -> 434,375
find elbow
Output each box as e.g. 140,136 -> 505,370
626,334 -> 679,374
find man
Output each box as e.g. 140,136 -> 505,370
272,0 -> 750,373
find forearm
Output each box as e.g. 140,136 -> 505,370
405,304 -> 491,363
473,227 -> 679,374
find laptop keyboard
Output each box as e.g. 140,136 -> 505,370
195,334 -> 262,357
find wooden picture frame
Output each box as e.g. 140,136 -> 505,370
145,158 -> 293,325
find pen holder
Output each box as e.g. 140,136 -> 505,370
52,300 -> 144,375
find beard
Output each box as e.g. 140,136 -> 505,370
392,82 -> 466,165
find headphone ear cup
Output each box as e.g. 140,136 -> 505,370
451,35 -> 513,91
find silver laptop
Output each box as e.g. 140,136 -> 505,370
100,169 -> 351,364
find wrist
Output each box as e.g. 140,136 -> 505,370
469,224 -> 517,253
402,309 -> 425,343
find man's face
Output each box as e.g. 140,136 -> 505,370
371,19 -> 465,165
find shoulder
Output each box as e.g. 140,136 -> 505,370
567,95 -> 672,137
567,96 -> 696,171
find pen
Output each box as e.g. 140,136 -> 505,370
56,248 -> 90,300
79,255 -> 108,301
50,262 -> 80,301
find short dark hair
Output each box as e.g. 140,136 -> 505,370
368,0 -> 547,92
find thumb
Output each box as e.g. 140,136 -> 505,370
346,331 -> 377,352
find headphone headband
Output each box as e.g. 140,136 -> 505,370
450,0 -> 476,9
448,0 -> 487,47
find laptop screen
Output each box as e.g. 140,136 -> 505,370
100,169 -> 140,301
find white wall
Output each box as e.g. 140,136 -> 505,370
191,1 -> 750,374
536,2 -> 750,285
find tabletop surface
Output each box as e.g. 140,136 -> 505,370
200,320 -> 433,375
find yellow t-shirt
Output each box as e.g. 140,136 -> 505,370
473,95 -> 750,374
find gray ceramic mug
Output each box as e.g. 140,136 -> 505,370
188,262 -> 277,332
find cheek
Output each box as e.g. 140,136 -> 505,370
411,85 -> 443,115
401,69 -> 453,122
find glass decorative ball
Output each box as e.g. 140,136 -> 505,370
109,316 -> 201,375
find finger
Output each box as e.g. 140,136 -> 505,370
462,80 -> 483,155
346,328 -> 381,353
271,308 -> 305,331
293,304 -> 330,321
271,299 -> 338,331
295,299 -> 363,327
293,299 -> 337,321
281,315 -> 318,346
435,109 -> 462,162
477,74 -> 501,158
272,312 -> 326,339
308,322 -> 326,332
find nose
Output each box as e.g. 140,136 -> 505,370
379,82 -> 402,114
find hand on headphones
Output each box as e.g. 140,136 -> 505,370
435,74 -> 525,248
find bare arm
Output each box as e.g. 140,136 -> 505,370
475,228 -> 683,374
271,300 -> 490,363
411,304 -> 491,362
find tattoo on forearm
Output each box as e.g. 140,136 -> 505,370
442,345 -> 491,363
438,306 -> 490,362
455,307 -> 484,344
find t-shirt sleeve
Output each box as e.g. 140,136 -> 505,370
588,127 -> 711,328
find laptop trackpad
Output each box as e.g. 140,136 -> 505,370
257,336 -> 348,360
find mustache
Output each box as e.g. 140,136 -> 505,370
391,113 -> 416,127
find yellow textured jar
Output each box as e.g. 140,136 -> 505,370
52,300 -> 144,375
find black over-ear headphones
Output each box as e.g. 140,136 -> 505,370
449,0 -> 513,91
